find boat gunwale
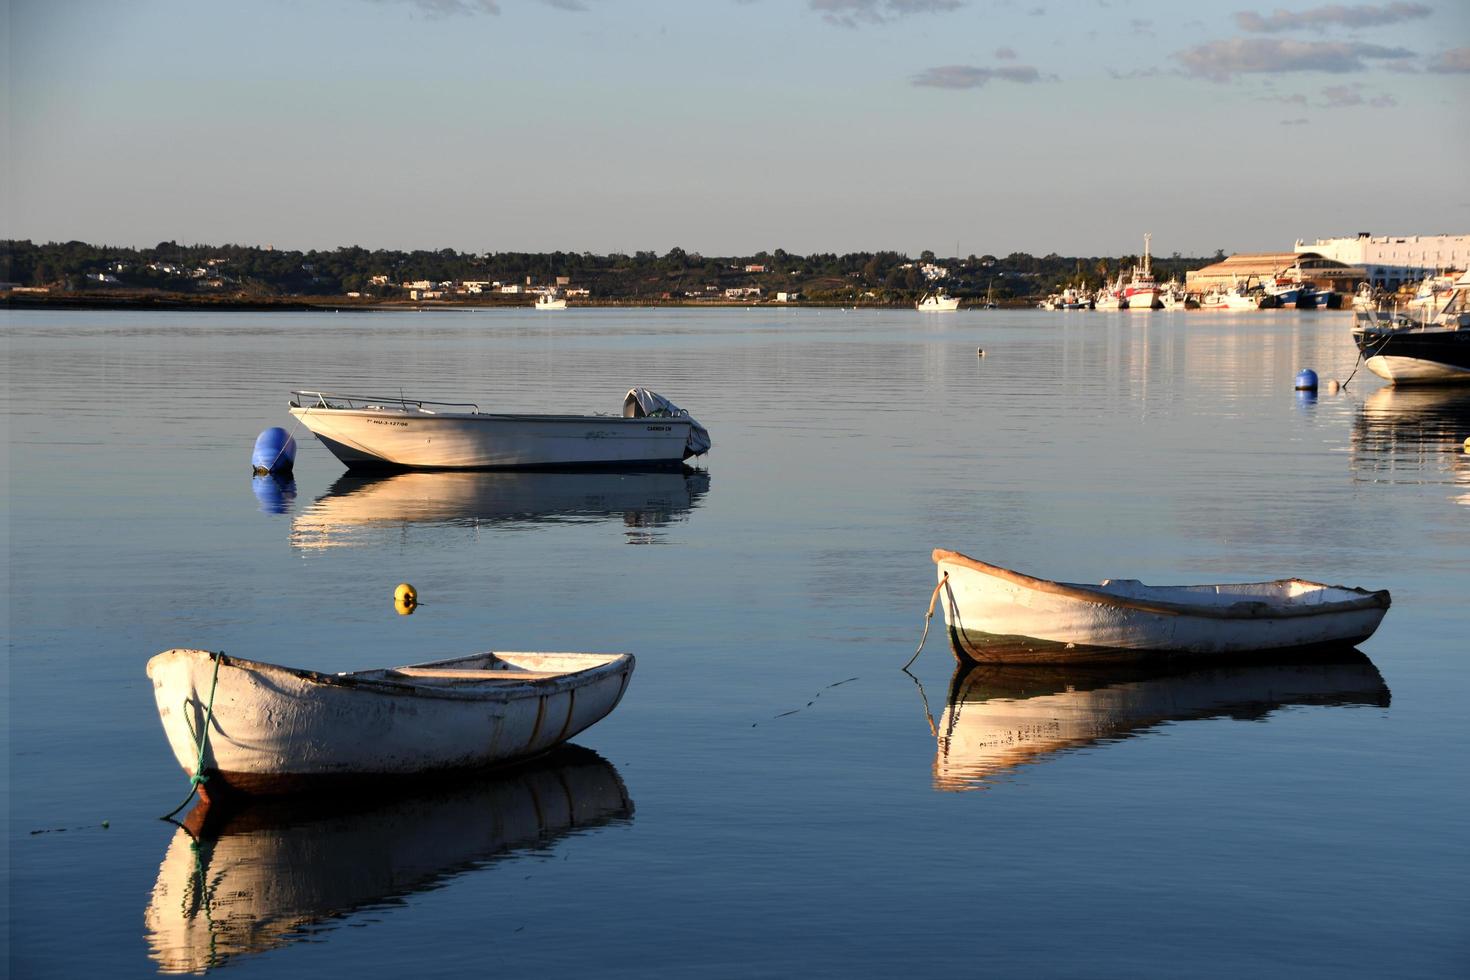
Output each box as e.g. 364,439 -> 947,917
289,405 -> 695,427
147,648 -> 634,702
932,549 -> 1390,620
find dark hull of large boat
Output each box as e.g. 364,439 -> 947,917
1354,327 -> 1470,384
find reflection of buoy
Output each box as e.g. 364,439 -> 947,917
252,427 -> 296,475
394,583 -> 418,615
1294,369 -> 1318,391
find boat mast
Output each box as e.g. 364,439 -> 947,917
1143,232 -> 1151,277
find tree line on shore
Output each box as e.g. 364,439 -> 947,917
1,239 -> 1225,304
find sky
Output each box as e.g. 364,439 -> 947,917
4,0 -> 1468,257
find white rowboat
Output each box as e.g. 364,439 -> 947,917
288,387 -> 710,470
932,549 -> 1390,664
147,648 -> 635,797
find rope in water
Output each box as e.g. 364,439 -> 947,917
903,573 -> 948,670
265,406 -> 309,473
161,651 -> 223,820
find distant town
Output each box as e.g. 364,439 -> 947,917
3,234 -> 1464,310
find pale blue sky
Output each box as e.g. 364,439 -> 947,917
5,0 -> 1468,256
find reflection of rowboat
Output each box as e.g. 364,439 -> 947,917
290,468 -> 710,549
933,549 -> 1391,664
925,653 -> 1389,791
147,649 -> 634,796
145,745 -> 632,974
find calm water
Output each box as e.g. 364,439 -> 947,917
6,307 -> 1468,978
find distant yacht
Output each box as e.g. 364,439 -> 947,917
535,289 -> 567,311
917,288 -> 960,312
1121,233 -> 1159,312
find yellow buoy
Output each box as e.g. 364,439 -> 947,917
394,582 -> 418,615
1464,436 -> 1470,454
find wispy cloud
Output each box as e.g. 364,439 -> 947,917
367,0 -> 589,15
1429,47 -> 1470,73
1235,2 -> 1431,33
1319,83 -> 1397,106
1280,117 -> 1311,125
1174,38 -> 1415,81
810,0 -> 963,27
995,46 -> 1017,60
911,64 -> 1046,88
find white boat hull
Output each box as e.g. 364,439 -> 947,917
1124,288 -> 1158,311
535,298 -> 567,310
1365,354 -> 1470,384
933,550 -> 1390,664
290,406 -> 694,469
147,649 -> 635,795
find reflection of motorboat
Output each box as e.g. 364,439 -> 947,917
145,745 -> 632,974
147,648 -> 634,796
1352,387 -> 1470,496
924,653 -> 1390,791
932,549 -> 1391,664
290,468 -> 710,548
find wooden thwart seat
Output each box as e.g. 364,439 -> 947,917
390,667 -> 570,681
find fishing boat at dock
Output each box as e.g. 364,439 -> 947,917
1121,233 -> 1160,311
146,648 -> 635,797
288,386 -> 711,470
930,549 -> 1391,665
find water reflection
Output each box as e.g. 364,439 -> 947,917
290,468 -> 711,548
250,473 -> 297,515
1352,387 -> 1470,503
144,745 -> 633,974
918,653 -> 1389,791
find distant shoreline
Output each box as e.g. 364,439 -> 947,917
2,291 -> 1033,312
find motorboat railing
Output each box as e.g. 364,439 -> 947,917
290,390 -> 481,414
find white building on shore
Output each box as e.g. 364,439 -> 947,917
1294,233 -> 1469,290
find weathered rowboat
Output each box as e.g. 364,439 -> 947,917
288,387 -> 711,470
147,648 -> 635,797
932,549 -> 1391,664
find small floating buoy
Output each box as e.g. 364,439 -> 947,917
1294,369 -> 1318,391
251,427 -> 296,475
1326,379 -> 1340,394
976,348 -> 985,357
394,582 -> 418,615
1464,436 -> 1470,454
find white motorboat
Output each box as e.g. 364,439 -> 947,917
1353,269 -> 1470,384
288,387 -> 711,470
931,549 -> 1391,664
147,648 -> 635,797
534,289 -> 567,310
916,289 -> 960,312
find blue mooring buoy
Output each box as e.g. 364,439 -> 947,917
1294,369 -> 1319,391
252,427 -> 297,475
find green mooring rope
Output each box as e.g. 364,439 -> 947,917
161,651 -> 224,820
